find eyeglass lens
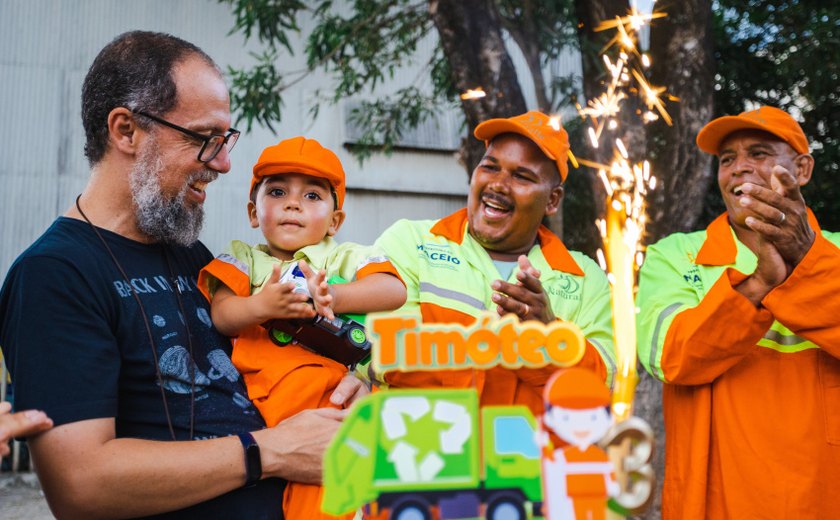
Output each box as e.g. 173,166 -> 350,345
198,131 -> 239,163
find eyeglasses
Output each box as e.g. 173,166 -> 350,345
134,110 -> 240,163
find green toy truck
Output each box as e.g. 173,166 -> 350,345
263,267 -> 371,367
322,389 -> 544,520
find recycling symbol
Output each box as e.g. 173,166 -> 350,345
381,396 -> 472,482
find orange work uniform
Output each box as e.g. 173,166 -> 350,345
199,239 -> 401,520
637,211 -> 840,519
375,209 -> 616,417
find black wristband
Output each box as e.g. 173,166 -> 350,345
237,432 -> 262,487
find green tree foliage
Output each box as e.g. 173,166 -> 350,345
705,0 -> 840,227
220,0 -> 456,160
219,0 -> 581,161
221,0 -> 839,237
220,0 -> 454,158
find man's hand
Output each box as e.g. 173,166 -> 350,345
0,401 -> 52,458
298,259 -> 336,320
734,164 -> 815,306
329,373 -> 369,407
253,264 -> 316,321
740,164 -> 815,269
491,256 -> 555,324
736,236 -> 788,307
255,408 -> 348,485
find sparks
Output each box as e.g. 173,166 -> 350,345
588,127 -> 600,148
616,138 -> 629,159
632,69 -> 672,125
574,4 -> 672,424
459,88 -> 486,100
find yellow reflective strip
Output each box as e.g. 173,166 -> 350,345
756,337 -> 818,354
419,282 -> 486,311
763,328 -> 809,346
650,303 -> 682,381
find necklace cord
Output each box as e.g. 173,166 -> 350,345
162,250 -> 197,437
74,194 -> 195,441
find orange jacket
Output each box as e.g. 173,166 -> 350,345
637,211 -> 840,519
199,239 -> 401,520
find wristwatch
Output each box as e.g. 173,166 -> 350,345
237,432 -> 262,487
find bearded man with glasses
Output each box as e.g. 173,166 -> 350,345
0,30 -> 364,519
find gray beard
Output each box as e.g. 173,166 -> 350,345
129,140 -> 217,246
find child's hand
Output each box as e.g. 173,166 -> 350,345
298,260 -> 336,320
255,265 -> 316,321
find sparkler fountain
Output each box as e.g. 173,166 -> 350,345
574,4 -> 672,515
576,5 -> 668,424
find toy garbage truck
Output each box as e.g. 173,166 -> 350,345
262,263 -> 371,367
322,389 -> 544,520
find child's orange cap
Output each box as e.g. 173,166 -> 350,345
251,136 -> 346,209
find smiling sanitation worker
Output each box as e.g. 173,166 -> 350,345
375,110 -> 616,417
637,106 -> 840,519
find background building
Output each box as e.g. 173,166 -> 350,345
0,1 -> 585,281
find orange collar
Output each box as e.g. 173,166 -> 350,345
430,208 -> 585,276
695,209 -> 821,266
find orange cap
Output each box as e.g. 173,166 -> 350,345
474,110 -> 571,181
251,136 -> 346,209
696,106 -> 809,156
544,368 -> 610,409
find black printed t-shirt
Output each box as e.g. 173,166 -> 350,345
0,217 -> 284,519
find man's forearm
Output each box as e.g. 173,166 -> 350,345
31,422 -> 248,519
31,408 -> 345,519
734,274 -> 775,307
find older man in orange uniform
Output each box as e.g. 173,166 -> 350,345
637,106 -> 840,518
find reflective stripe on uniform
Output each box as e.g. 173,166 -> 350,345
419,282 -> 486,311
216,252 -> 249,277
651,302 -> 683,381
589,338 -> 615,387
758,329 -> 818,353
357,255 -> 390,271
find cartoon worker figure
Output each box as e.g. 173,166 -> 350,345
539,368 -> 618,520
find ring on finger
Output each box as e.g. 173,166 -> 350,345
779,212 -> 786,224
522,304 -> 530,318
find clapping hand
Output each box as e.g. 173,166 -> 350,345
491,256 -> 556,324
253,265 -> 316,321
298,260 -> 336,320
741,164 -> 815,270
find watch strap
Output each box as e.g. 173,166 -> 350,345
237,432 -> 262,487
